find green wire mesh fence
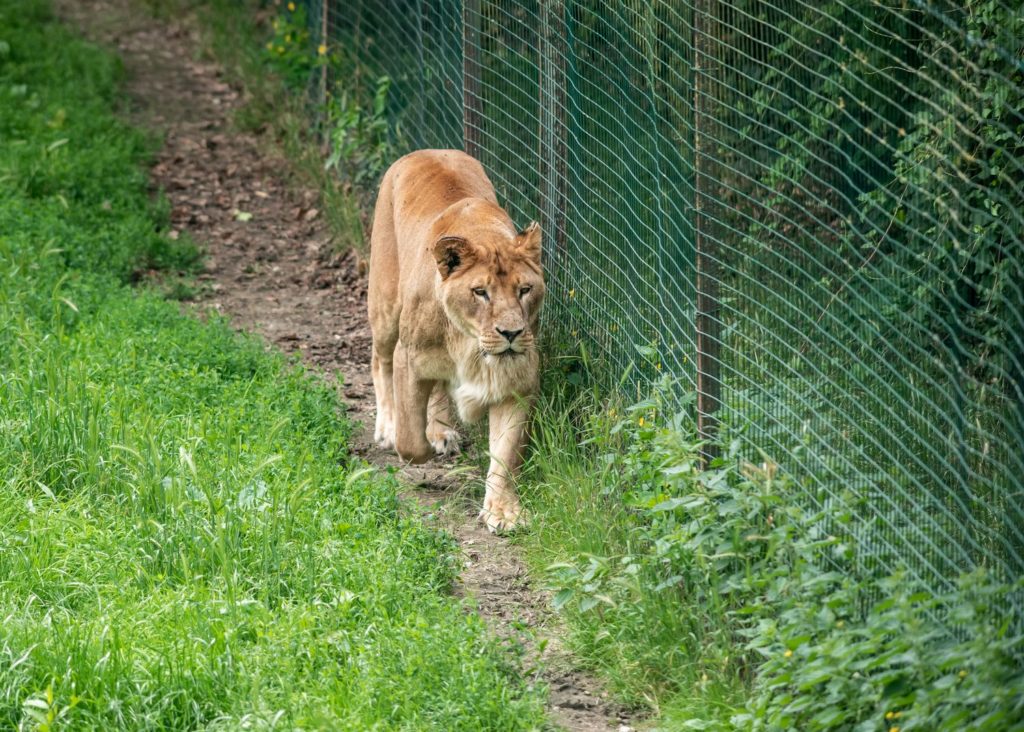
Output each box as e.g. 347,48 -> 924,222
300,0 -> 1024,616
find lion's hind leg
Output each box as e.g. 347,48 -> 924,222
426,383 -> 461,456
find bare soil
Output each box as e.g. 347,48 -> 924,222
55,2 -> 635,729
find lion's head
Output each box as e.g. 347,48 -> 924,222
431,199 -> 545,365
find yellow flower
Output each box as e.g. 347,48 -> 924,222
638,417 -> 645,427
318,43 -> 327,55
885,712 -> 894,720
568,288 -> 575,298
889,727 -> 900,732
835,620 -> 845,628
276,46 -> 285,54
959,669 -> 968,678
783,649 -> 793,658
287,1 -> 295,10
285,33 -> 292,43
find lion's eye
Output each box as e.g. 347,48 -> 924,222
472,287 -> 489,300
519,286 -> 532,298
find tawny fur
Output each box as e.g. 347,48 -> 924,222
367,149 -> 544,532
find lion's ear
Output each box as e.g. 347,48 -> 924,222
433,236 -> 473,279
518,221 -> 542,261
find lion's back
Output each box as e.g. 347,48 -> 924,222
367,149 -> 498,344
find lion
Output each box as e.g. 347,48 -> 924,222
367,149 -> 544,532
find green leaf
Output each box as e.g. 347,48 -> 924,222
881,676 -> 912,699
651,495 -> 706,512
552,588 -> 574,610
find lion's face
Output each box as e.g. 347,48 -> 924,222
433,210 -> 544,365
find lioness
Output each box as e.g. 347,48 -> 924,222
367,150 -> 544,532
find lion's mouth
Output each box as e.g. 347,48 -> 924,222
483,348 -> 523,360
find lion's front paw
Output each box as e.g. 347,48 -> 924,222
427,428 -> 461,457
478,497 -> 525,534
374,416 -> 396,451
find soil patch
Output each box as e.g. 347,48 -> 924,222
55,2 -> 634,729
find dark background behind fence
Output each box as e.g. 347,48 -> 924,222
300,0 -> 1024,618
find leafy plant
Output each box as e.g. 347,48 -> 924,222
324,74 -> 399,188
525,373 -> 1024,729
738,572 -> 1024,731
262,1 -> 323,90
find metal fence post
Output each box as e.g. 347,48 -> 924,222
539,0 -> 568,275
463,0 -> 483,158
319,0 -> 329,118
693,0 -> 722,463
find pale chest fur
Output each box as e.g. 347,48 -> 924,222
399,330 -> 537,424
446,334 -> 539,424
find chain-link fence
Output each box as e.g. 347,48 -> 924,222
299,0 -> 1024,616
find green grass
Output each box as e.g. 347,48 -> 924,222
0,2 -> 546,728
515,378 -> 747,726
119,2 -> 1024,729
515,365 -> 1024,731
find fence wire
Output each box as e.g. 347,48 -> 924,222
301,0 -> 1024,615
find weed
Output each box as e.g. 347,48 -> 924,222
262,2 -> 322,91
324,74 -> 399,190
519,368 -> 1024,729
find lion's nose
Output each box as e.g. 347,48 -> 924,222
496,327 -> 523,343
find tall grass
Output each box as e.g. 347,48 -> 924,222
0,2 -> 547,727
517,375 -> 747,724
515,363 -> 1024,730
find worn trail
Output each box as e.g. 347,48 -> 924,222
56,1 -> 632,729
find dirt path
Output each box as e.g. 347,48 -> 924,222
56,2 -> 633,729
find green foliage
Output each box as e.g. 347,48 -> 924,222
0,0 -> 199,282
522,375 -> 1024,729
858,0 -> 1024,398
244,1 -> 408,247
325,74 -> 400,189
520,379 -> 749,715
0,2 -> 547,728
739,572 -> 1024,731
262,2 -> 323,90
709,0 -> 1024,623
